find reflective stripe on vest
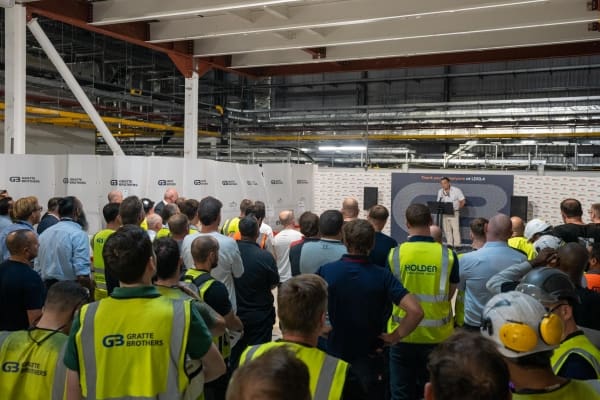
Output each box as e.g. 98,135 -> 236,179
551,334 -> 600,378
0,330 -> 68,400
388,242 -> 454,342
184,270 -> 231,359
79,299 -> 187,399
241,342 -> 348,400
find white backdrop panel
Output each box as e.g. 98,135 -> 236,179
182,158 -> 217,200
2,154 -> 56,207
146,157 -> 184,204
55,155 -> 102,233
261,164 -> 295,230
210,160 -> 245,223
236,163 -> 267,204
291,164 -> 315,216
99,156 -> 148,200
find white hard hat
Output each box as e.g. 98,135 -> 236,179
524,219 -> 551,240
532,235 -> 564,253
481,291 -> 563,358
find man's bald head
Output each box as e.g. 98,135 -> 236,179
430,225 -> 443,244
557,242 -> 589,286
279,210 -> 295,228
164,188 -> 179,204
486,214 -> 512,242
6,229 -> 38,260
510,216 -> 525,237
342,197 -> 359,220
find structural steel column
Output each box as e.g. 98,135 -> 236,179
27,18 -> 125,156
184,71 -> 199,160
4,4 -> 27,154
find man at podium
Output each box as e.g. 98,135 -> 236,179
436,177 -> 465,247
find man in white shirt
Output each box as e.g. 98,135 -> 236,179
181,196 -> 244,312
272,210 -> 302,283
437,177 -> 465,247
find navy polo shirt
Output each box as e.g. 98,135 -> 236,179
317,254 -> 409,363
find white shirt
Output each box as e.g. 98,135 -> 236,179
260,222 -> 275,254
437,186 -> 465,211
272,228 -> 303,282
181,231 -> 244,312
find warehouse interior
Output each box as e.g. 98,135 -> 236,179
2,0 -> 600,169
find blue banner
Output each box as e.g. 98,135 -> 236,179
391,173 -> 514,243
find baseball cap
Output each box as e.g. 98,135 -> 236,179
532,235 -> 564,253
516,267 -> 580,305
524,218 -> 551,240
481,291 -> 562,358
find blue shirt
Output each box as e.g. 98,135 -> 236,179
459,241 -> 526,326
299,239 -> 347,274
37,220 -> 91,281
0,215 -> 12,232
0,221 -> 35,261
317,254 -> 409,362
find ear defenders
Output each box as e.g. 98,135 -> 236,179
482,312 -> 563,354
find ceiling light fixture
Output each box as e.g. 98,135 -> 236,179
318,145 -> 367,152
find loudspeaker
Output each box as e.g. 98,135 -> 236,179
510,196 -> 528,220
364,187 -> 378,210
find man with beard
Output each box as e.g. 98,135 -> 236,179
38,196 -> 93,296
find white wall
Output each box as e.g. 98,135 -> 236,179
0,123 -> 96,155
314,167 -> 600,235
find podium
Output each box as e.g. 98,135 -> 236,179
427,201 -> 454,229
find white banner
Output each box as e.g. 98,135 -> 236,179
182,158 -> 220,201
55,155 -> 102,233
291,164 -> 315,217
2,154 -> 56,207
261,164 -> 295,230
146,156 -> 183,205
0,154 -> 314,235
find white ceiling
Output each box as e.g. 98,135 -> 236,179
89,0 -> 597,69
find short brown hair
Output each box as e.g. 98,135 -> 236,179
298,212 -> 319,237
470,218 -> 488,240
278,275 -> 328,336
405,204 -> 432,228
227,347 -> 310,400
368,205 -> 389,221
342,219 -> 375,255
191,235 -> 219,264
240,199 -> 253,213
427,331 -> 510,400
168,213 -> 189,236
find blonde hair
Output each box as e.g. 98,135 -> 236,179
11,196 -> 39,221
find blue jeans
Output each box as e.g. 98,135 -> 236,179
389,343 -> 436,400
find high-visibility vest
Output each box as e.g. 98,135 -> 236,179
91,229 -> 114,300
508,236 -> 536,260
512,379 -> 600,399
585,272 -> 600,293
220,217 -> 240,237
140,218 -> 148,230
232,231 -> 268,249
0,329 -> 68,400
240,341 -> 348,400
156,228 -> 196,240
551,333 -> 600,378
387,241 -> 455,343
183,269 -> 231,359
75,297 -> 191,399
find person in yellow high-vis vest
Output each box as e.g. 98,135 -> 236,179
184,235 -> 244,400
387,204 -> 459,400
63,226 -> 213,400
239,274 -> 366,400
0,281 -> 88,400
220,199 -> 253,237
482,291 -> 600,400
516,267 -> 600,379
91,203 -> 120,300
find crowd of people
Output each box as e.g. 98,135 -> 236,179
0,184 -> 599,399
